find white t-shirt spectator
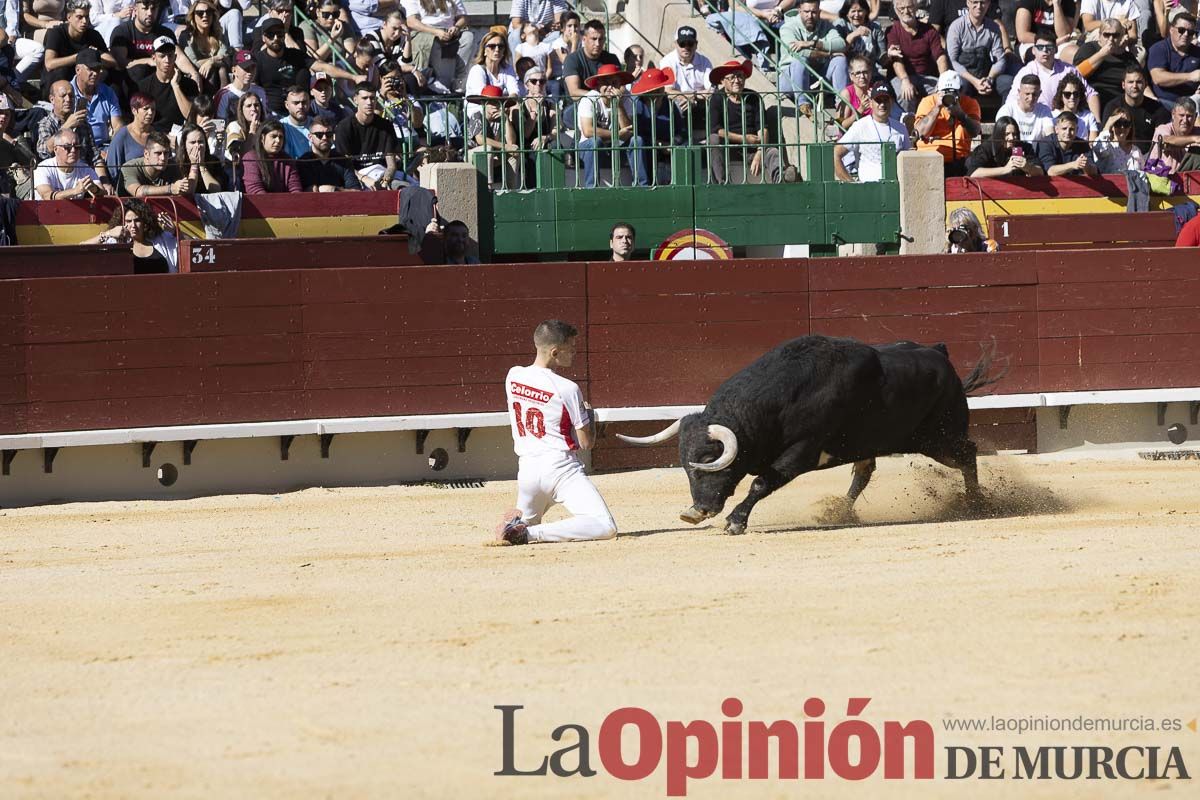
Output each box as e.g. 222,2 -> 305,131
32,158 -> 101,199
577,89 -> 636,136
659,50 -> 714,93
1079,0 -> 1140,22
838,115 -> 911,182
996,101 -> 1055,142
465,64 -> 522,118
402,0 -> 465,30
516,40 -> 556,73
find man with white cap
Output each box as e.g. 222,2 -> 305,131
913,70 -> 982,176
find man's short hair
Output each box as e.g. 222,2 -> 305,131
145,130 -> 171,150
561,10 -> 579,25
446,219 -> 469,234
1056,110 -> 1078,126
583,19 -> 605,36
354,81 -> 374,97
1034,24 -> 1056,42
534,319 -> 578,349
52,129 -> 77,147
1124,64 -> 1145,78
1019,74 -> 1041,88
798,0 -> 820,6
1177,97 -> 1198,115
286,84 -> 309,98
610,221 -> 635,239
1176,11 -> 1198,27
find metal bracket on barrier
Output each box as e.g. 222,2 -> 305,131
456,427 -> 471,453
141,442 -> 157,468
1157,402 -> 1168,427
2,449 -> 15,476
280,435 -> 295,461
182,440 -> 198,466
320,433 -> 334,459
1191,401 -> 1200,426
43,447 -> 59,474
414,429 -> 430,454
1058,406 -> 1071,429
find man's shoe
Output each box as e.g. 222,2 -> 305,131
494,509 -> 529,545
782,164 -> 798,183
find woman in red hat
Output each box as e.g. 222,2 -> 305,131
576,62 -> 648,187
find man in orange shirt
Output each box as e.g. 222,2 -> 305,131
913,71 -> 981,177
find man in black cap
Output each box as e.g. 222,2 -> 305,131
71,49 -> 123,150
256,16 -> 356,116
834,80 -> 912,183
659,25 -> 714,140
137,36 -> 198,133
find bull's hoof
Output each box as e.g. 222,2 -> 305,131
724,519 -> 747,535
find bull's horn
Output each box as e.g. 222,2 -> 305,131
615,419 -> 681,446
689,424 -> 739,472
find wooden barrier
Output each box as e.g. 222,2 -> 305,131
179,235 -> 424,273
0,243 -> 134,279
988,211 -> 1178,250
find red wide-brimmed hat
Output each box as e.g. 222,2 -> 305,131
468,84 -> 513,103
709,59 -> 753,86
584,63 -> 635,89
631,66 -> 676,95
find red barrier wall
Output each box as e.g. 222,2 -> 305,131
1,250 -> 1192,466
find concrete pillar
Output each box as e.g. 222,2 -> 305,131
420,162 -> 488,260
897,150 -> 947,255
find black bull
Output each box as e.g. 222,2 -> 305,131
617,335 -> 1004,534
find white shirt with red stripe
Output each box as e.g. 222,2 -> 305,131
505,365 -> 590,457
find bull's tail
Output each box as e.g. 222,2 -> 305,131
960,338 -> 1009,396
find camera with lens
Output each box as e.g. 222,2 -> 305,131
947,226 -> 971,245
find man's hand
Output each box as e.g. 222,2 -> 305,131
1073,154 -> 1089,172
65,109 -> 88,130
898,77 -> 915,103
749,149 -> 763,176
171,176 -> 193,194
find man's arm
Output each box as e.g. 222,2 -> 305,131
833,142 -> 853,181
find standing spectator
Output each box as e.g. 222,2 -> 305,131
223,89 -> 263,161
914,71 -> 982,175
965,113 -> 1048,174
362,10 -> 423,95
1148,10 -> 1200,110
609,220 -> 634,261
836,0 -> 888,74
281,84 -> 311,158
106,91 -> 154,174
335,82 -> 401,189
121,129 -> 191,196
1052,73 -> 1100,138
561,19 -> 620,100
1073,16 -> 1145,109
34,129 -> 110,199
72,48 -> 123,149
1091,106 -> 1146,170
178,0 -> 230,93
507,0 -> 566,56
214,49 -> 267,119
1035,110 -> 1100,173
175,121 -> 226,191
404,0 -> 474,95
111,0 -> 175,85
443,219 -> 478,263
1008,26 -> 1102,119
577,62 -> 646,187
779,0 -> 848,114
997,73 -> 1055,139
834,80 -> 911,181
298,116 -> 362,191
1014,0 -> 1080,62
137,36 -> 197,132
886,0 -> 952,112
1101,65 -> 1158,146
347,0 -> 401,37
2,1 -> 45,88
706,59 -> 788,184
44,0 -> 117,91
36,80 -> 113,193
241,119 -> 302,193
947,0 -> 1013,99
1147,97 -> 1200,170
466,28 -> 520,117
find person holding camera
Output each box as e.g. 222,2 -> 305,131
964,114 -> 1046,176
945,207 -> 998,253
34,129 -> 112,200
914,71 -> 982,176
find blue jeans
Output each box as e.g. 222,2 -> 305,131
578,135 -> 649,187
780,55 -> 848,106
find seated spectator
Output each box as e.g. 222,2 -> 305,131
780,0 -> 848,114
298,117 -> 363,191
624,43 -> 648,81
517,22 -> 556,77
466,28 -> 521,117
377,59 -> 424,157
71,49 -> 123,150
111,0 -> 178,86
214,49 -> 267,120
577,62 -> 646,187
743,0 -> 793,33
1035,110 -> 1100,174
281,84 -> 312,158
468,83 -> 519,187
242,119 -> 302,193
34,129 -> 111,199
2,8 -> 45,89
913,71 -> 982,176
224,90 -> 264,162
82,199 -> 177,273
886,0 -> 951,112
1052,74 -> 1100,139
929,0 -> 1009,49
22,0 -> 66,45
548,10 -> 580,91
946,0 -> 1012,100
1091,107 -> 1146,171
1102,65 -> 1159,147
178,0 -> 230,94
709,59 -> 793,184
361,10 -> 424,95
1073,16 -> 1142,110
255,17 -> 310,115
1147,97 -> 1200,171
305,0 -> 355,65
336,82 -> 403,189
107,92 -> 155,176
658,25 -> 713,137
630,66 -> 676,182
176,121 -> 227,191
43,0 -> 117,92
0,96 -> 37,199
404,0 -> 474,95
122,130 -> 192,196
1008,27 -> 1101,121
507,0 -> 567,58
560,19 -> 620,101
138,36 -> 198,132
310,72 -> 347,125
509,66 -> 557,185
1079,0 -> 1139,43
1148,10 -> 1200,110
965,114 -> 1047,175
997,73 -> 1055,140
836,0 -> 887,74
37,80 -> 115,190
249,0 -> 306,52
91,0 -> 138,47
175,93 -> 224,157
946,207 -> 999,252
834,79 -> 911,181
1013,0 -> 1080,63
837,54 -> 876,127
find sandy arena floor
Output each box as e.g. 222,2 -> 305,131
2,456 -> 1199,799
